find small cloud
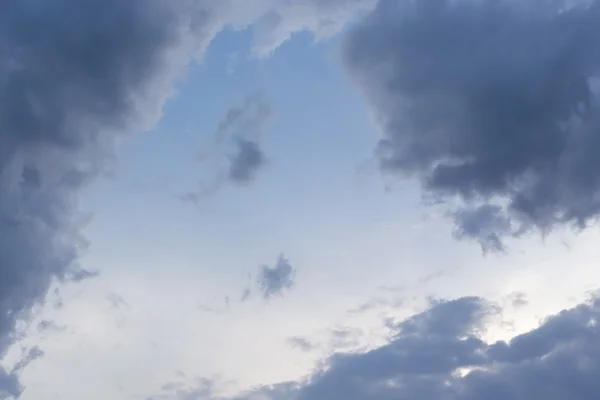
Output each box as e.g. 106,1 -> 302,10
257,254 -> 296,299
508,292 -> 529,308
37,320 -> 66,334
62,267 -> 100,283
228,138 -> 268,184
12,347 -> 44,373
329,327 -> 363,350
287,336 -> 318,352
240,288 -> 252,302
107,292 -> 129,310
347,297 -> 391,314
182,92 -> 273,203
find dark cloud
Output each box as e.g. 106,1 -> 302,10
228,138 -> 268,184
257,255 -> 296,299
0,0 -> 214,394
343,0 -> 600,249
172,294 -> 600,400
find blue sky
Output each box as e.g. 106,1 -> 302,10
3,1 -> 600,400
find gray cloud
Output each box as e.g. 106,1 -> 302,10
257,255 -> 296,299
0,347 -> 45,399
343,0 -> 600,249
0,0 -> 217,394
228,138 -> 268,184
287,336 -> 319,353
182,92 -> 271,204
166,294 -> 600,400
0,368 -> 20,400
216,92 -> 271,185
11,347 -> 44,374
240,288 -> 252,303
508,292 -> 529,308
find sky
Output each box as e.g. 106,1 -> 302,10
2,0 -> 600,399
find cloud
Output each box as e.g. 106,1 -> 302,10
228,139 -> 268,184
287,336 -> 319,353
0,368 -> 20,400
148,377 -> 217,400
11,347 -> 44,374
217,92 -> 271,185
182,92 -> 271,204
240,288 -> 252,303
343,0 -> 600,249
0,347 -> 44,399
159,293 -> 600,400
236,0 -> 378,56
256,255 -> 296,299
508,292 -> 529,308
0,1 -> 220,393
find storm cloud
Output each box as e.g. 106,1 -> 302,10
343,0 -> 600,249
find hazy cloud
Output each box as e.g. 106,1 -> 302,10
508,292 -> 529,308
36,320 -> 66,335
240,288 -> 252,303
106,292 -> 129,310
257,255 -> 296,299
287,336 -> 319,353
344,0 -> 600,249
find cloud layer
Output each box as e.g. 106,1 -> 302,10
343,0 -> 600,249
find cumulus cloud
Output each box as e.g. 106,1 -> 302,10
257,255 -> 296,299
162,293 -> 600,400
343,0 -> 600,249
